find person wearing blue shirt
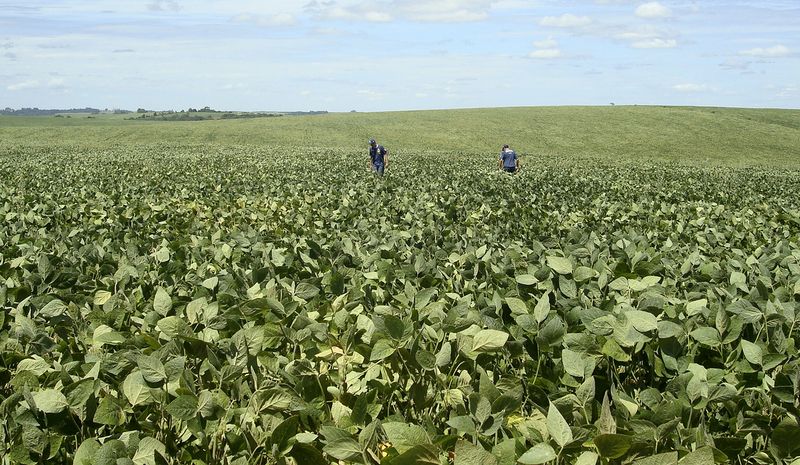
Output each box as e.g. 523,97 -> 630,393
499,144 -> 519,173
368,138 -> 388,176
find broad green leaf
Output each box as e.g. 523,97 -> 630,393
633,452 -> 678,465
323,437 -> 361,461
31,389 -> 68,413
516,274 -> 538,285
94,439 -> 127,465
166,394 -> 198,420
518,443 -> 557,464
132,437 -> 166,465
92,325 -> 125,347
594,434 -> 632,459
454,440 -> 497,465
685,299 -> 707,316
689,327 -> 721,347
677,446 -> 714,465
385,444 -> 441,465
471,329 -> 509,353
93,291 -> 112,306
505,297 -> 528,316
575,451 -> 599,465
382,422 -> 430,454
534,294 -> 550,323
370,339 -> 396,361
740,340 -> 763,366
626,310 -> 657,333
138,355 -> 167,383
562,349 -> 586,378
74,438 -> 101,465
547,403 -> 572,448
546,256 -> 573,275
123,371 -> 152,406
153,287 -> 172,315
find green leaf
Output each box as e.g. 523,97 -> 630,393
518,443 -> 557,464
295,282 -> 320,300
415,350 -> 436,371
132,437 -> 166,465
156,315 -> 189,338
534,294 -> 550,324
772,418 -> 800,457
166,394 -> 198,421
454,440 -> 497,465
123,372 -> 152,407
633,452 -> 678,465
546,256 -> 573,275
505,297 -> 528,316
447,415 -> 476,434
92,325 -> 125,347
689,327 -> 721,347
288,444 -> 328,465
626,310 -> 658,333
93,291 -> 112,306
740,340 -> 763,366
74,438 -> 101,465
382,422 -> 430,454
677,446 -> 714,465
93,396 -> 125,426
516,274 -> 538,285
593,434 -> 632,459
685,299 -> 707,316
575,451 -> 599,465
31,389 -> 68,413
547,403 -> 573,448
370,339 -> 396,361
153,287 -> 172,315
137,355 -> 167,384
562,349 -> 586,378
94,439 -> 127,465
471,329 -> 509,353
323,437 -> 361,461
386,444 -> 441,465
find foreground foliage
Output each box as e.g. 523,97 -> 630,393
1,144 -> 800,465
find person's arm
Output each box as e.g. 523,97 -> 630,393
384,152 -> 388,168
516,154 -> 520,170
498,153 -> 503,170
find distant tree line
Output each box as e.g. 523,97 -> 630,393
1,107 -> 101,116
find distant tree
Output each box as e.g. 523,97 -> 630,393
137,108 -> 147,113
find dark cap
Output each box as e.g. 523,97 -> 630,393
503,144 -> 509,149
369,138 -> 376,144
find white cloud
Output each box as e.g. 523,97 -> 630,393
529,48 -> 562,59
673,83 -> 710,93
7,78 -> 66,91
232,13 -> 297,27
305,0 -> 498,23
529,36 -> 562,59
632,38 -> 676,48
533,37 -> 557,49
615,27 -> 677,48
740,45 -> 791,58
635,2 -> 671,19
540,13 -> 592,28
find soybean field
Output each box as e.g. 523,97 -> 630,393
1,106 -> 800,465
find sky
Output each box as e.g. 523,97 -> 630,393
0,0 -> 798,112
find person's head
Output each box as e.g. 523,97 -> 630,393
369,138 -> 377,146
503,144 -> 509,151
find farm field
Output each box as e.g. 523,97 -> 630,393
1,106 -> 800,465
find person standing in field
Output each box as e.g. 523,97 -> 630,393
499,144 -> 519,173
368,138 -> 388,176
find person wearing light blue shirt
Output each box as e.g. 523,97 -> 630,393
499,144 -> 519,173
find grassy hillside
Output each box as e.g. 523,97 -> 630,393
1,106 -> 798,167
